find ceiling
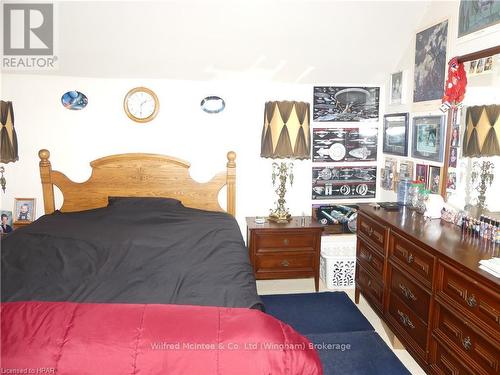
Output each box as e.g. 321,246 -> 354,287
5,0 -> 434,83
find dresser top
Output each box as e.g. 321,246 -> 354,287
359,205 -> 500,287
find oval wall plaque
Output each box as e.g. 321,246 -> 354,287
200,96 -> 225,113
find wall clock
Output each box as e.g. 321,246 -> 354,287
123,87 -> 159,123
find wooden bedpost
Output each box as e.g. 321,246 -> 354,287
39,149 -> 56,214
226,151 -> 236,217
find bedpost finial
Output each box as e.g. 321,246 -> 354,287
227,151 -> 236,167
39,149 -> 50,161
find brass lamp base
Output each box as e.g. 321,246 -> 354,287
268,209 -> 292,223
268,161 -> 294,224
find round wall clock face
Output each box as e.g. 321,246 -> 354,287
124,87 -> 159,123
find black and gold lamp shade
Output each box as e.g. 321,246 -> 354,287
260,101 -> 311,159
0,100 -> 18,164
463,104 -> 500,157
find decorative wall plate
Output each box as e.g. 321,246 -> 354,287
61,91 -> 88,110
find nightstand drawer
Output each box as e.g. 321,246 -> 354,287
389,231 -> 435,287
254,232 -> 316,252
357,238 -> 384,278
255,252 -> 314,274
389,262 -> 431,322
433,303 -> 500,375
358,212 -> 386,250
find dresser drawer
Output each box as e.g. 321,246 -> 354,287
389,262 -> 431,322
254,231 -> 316,252
357,238 -> 384,278
389,231 -> 435,287
433,341 -> 475,375
358,212 -> 386,250
356,265 -> 384,313
433,303 -> 500,375
255,252 -> 314,275
437,261 -> 500,335
388,293 -> 428,352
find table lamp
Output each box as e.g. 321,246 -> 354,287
260,101 -> 310,222
462,104 -> 499,210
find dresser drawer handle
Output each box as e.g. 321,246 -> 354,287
399,283 -> 417,301
362,251 -> 373,263
283,238 -> 289,245
280,260 -> 290,267
407,254 -> 414,264
462,336 -> 472,351
466,294 -> 477,308
367,227 -> 374,236
397,310 -> 415,329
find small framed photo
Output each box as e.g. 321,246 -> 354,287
415,164 -> 429,185
484,56 -> 494,72
14,198 -> 36,223
411,115 -> 446,162
428,166 -> 441,194
449,147 -> 458,168
1,210 -> 14,234
399,160 -> 414,179
390,71 -> 404,104
447,171 -> 457,191
383,113 -> 409,156
382,157 -> 397,191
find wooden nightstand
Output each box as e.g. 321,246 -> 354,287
13,221 -> 32,230
246,217 -> 323,291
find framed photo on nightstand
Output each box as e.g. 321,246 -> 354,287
14,198 -> 36,223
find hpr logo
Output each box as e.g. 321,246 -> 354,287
3,3 -> 53,56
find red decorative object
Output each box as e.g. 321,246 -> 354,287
442,57 -> 468,108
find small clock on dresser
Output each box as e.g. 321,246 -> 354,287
123,87 -> 159,123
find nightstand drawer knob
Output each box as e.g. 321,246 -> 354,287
283,238 -> 289,245
281,260 -> 290,267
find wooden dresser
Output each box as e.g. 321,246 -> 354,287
246,217 -> 323,291
355,205 -> 499,374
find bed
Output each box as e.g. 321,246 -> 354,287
1,149 -> 322,375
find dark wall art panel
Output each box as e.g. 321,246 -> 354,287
313,86 -> 380,122
312,166 -> 377,199
312,127 -> 378,162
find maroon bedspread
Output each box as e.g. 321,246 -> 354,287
1,301 -> 322,375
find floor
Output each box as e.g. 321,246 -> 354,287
257,278 -> 426,375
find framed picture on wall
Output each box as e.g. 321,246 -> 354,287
413,20 -> 448,102
14,198 -> 36,223
411,115 -> 446,162
458,0 -> 500,38
428,166 -> 441,194
313,86 -> 380,122
415,164 -> 429,185
390,71 -> 404,104
383,113 -> 409,156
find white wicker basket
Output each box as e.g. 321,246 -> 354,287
320,234 -> 356,289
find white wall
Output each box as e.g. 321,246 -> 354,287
380,0 -> 500,210
0,74 -> 322,231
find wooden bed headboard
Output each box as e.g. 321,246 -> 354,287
38,149 -> 236,216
